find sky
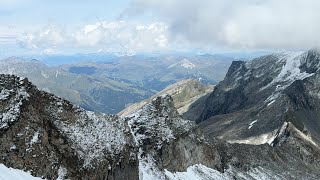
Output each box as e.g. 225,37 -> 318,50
0,0 -> 320,57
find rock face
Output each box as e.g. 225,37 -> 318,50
0,74 -> 138,179
125,95 -> 222,179
194,50 -> 320,147
180,49 -> 320,179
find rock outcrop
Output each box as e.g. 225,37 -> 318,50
0,74 -> 138,179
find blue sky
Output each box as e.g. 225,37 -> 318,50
0,1 -> 131,25
0,0 -> 319,58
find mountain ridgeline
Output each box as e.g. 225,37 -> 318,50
1,49 -> 320,179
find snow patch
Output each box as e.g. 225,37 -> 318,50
0,80 -> 30,131
55,70 -> 60,78
167,59 -> 196,69
30,131 -> 40,146
164,164 -> 231,180
164,164 -> 284,180
40,70 -> 49,78
139,154 -> 165,180
267,100 -> 276,106
56,166 -> 68,180
180,59 -> 196,69
0,164 -> 42,180
262,51 -> 314,104
248,120 -> 258,129
168,63 -> 178,69
0,89 -> 11,100
10,144 -> 17,151
227,130 -> 278,145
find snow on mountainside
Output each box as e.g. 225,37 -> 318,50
164,164 -> 285,180
259,51 -> 314,105
0,164 -> 41,180
0,76 -> 29,131
180,59 -> 196,69
53,110 -> 129,167
168,58 -> 196,69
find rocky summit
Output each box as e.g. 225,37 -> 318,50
1,50 -> 320,180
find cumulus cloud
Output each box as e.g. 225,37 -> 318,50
126,0 -> 320,49
18,21 -> 169,54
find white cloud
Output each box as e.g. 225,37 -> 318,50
126,0 -> 320,49
18,21 -> 170,54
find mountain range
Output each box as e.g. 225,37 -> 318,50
0,55 -> 232,114
1,49 -> 320,179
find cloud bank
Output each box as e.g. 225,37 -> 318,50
127,0 -> 320,49
13,0 -> 320,54
18,21 -> 169,54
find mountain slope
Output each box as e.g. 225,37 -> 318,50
189,50 -> 320,147
0,57 -> 153,114
118,79 -> 214,117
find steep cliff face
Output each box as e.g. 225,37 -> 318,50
0,74 -> 138,180
195,50 -> 320,147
